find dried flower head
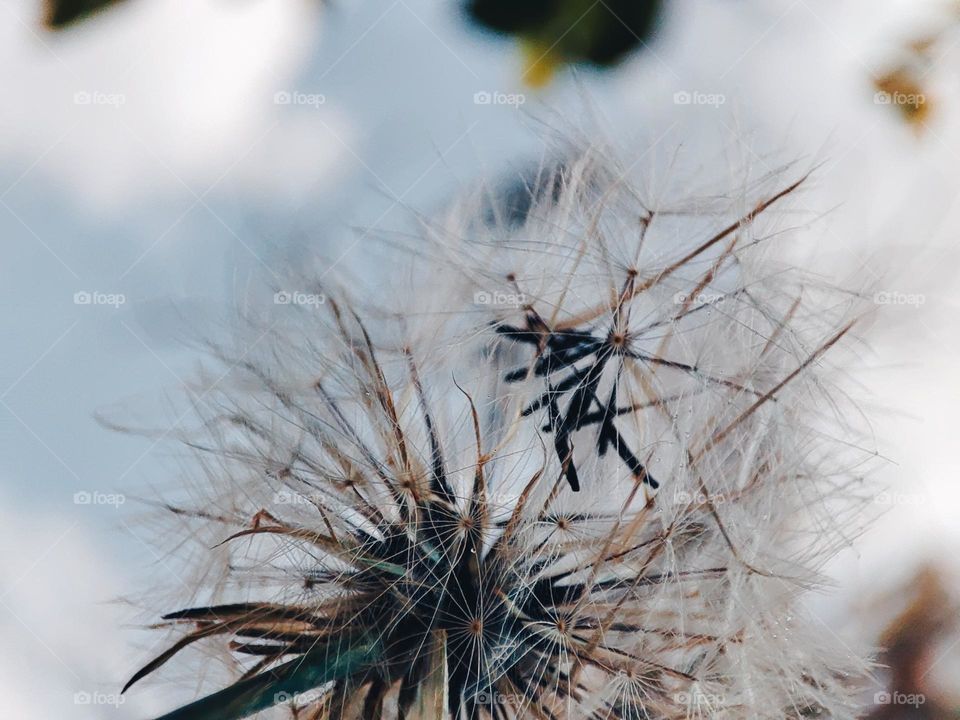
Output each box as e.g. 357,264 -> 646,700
124,141 -> 875,720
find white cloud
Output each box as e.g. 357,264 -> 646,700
0,0 -> 341,211
0,491 -> 160,718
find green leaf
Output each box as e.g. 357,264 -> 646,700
151,635 -> 382,720
44,0 -> 127,29
465,0 -> 663,69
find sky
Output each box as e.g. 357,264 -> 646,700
1,0 -> 959,717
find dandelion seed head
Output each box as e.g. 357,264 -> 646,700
125,139 -> 877,720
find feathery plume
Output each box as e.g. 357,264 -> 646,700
124,139 -> 876,719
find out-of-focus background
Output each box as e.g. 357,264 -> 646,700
1,0 -> 959,717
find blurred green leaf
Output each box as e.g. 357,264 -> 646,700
44,0 -> 127,29
466,0 -> 663,78
150,636 -> 381,720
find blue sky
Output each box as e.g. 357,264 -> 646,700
2,0 -> 960,716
